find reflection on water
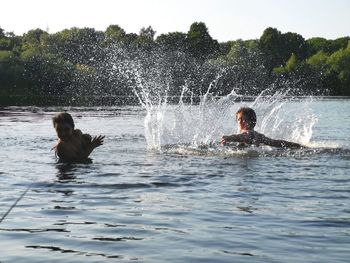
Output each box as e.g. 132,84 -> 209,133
0,104 -> 349,262
25,245 -> 126,260
55,163 -> 77,182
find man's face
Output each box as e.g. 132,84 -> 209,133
236,112 -> 250,131
55,122 -> 73,141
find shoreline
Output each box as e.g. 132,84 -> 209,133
1,95 -> 350,107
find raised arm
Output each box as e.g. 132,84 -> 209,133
81,135 -> 105,159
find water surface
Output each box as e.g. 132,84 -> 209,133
0,100 -> 349,262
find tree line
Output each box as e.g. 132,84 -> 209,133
0,22 -> 349,105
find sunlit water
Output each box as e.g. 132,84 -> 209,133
0,99 -> 350,262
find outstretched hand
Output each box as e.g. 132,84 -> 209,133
91,135 -> 105,148
221,136 -> 228,146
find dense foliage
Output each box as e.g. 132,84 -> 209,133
0,23 -> 349,105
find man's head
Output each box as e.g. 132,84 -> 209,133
236,107 -> 257,131
53,112 -> 75,141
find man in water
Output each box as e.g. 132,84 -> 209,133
52,112 -> 105,162
221,107 -> 304,148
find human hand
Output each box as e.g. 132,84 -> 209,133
221,136 -> 227,146
92,135 -> 105,148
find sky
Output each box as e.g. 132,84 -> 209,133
1,0 -> 349,42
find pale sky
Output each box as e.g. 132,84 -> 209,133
1,0 -> 349,42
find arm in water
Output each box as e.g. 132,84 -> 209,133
221,131 -> 304,149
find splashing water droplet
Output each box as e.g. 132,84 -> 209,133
105,44 -> 317,152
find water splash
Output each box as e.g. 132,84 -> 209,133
252,90 -> 318,146
105,44 -> 318,154
142,87 -> 317,151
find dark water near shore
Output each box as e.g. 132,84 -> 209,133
0,100 -> 350,262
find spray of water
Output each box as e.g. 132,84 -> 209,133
142,87 -> 317,151
105,44 -> 318,155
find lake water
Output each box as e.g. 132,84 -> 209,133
0,98 -> 350,262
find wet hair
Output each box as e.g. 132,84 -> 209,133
236,107 -> 257,129
52,112 -> 75,129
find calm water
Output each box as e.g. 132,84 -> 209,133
0,100 -> 350,262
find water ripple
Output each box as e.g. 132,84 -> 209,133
25,245 -> 126,259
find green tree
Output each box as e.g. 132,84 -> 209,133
123,33 -> 138,45
0,28 -> 9,50
258,27 -> 284,69
21,49 -> 75,98
22,28 -> 48,50
212,39 -> 268,95
0,27 -> 5,38
326,42 -> 350,95
0,50 -> 27,95
221,40 -> 259,63
217,41 -> 231,57
156,32 -> 188,51
105,24 -> 126,42
187,22 -> 219,60
47,27 -> 104,66
331,37 -> 350,52
282,32 -> 308,60
138,26 -> 156,46
0,37 -> 11,50
306,50 -> 329,69
307,37 -> 350,56
0,32 -> 21,54
273,53 -> 298,74
306,44 -> 350,95
259,27 -> 307,71
307,37 -> 331,55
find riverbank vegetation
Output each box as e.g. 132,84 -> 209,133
0,23 -> 349,105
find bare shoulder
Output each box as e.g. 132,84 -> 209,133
251,131 -> 267,140
73,129 -> 83,136
55,140 -> 66,150
82,133 -> 92,142
252,131 -> 276,145
251,130 -> 264,138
